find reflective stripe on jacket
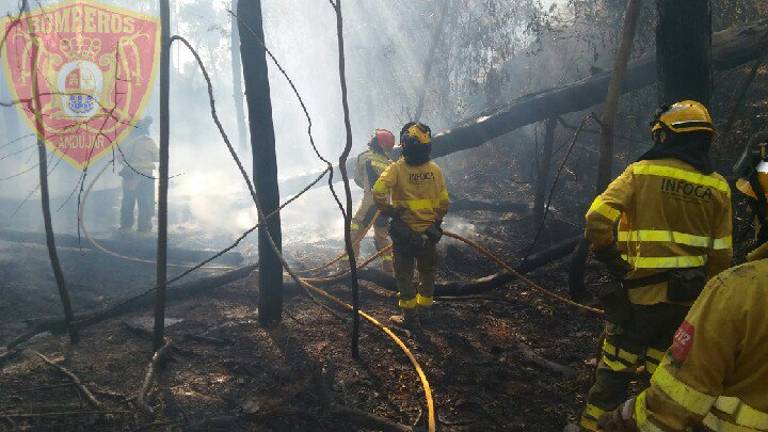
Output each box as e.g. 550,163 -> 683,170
372,158 -> 449,233
585,158 -> 733,305
632,247 -> 768,431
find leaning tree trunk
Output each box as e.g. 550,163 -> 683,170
569,0 -> 642,301
24,0 -> 79,344
153,0 -> 171,351
230,0 -> 248,153
277,19 -> 768,197
238,0 -> 283,326
657,0 -> 713,105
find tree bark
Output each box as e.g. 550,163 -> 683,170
414,4 -> 452,121
230,0 -> 248,153
533,118 -> 557,225
277,19 -> 768,196
571,0 -> 642,301
330,0 -> 362,358
154,0 -> 171,351
238,0 -> 283,326
24,0 -> 78,344
656,0 -> 713,105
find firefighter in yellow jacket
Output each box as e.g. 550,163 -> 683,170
119,117 -> 159,233
575,101 -> 733,431
351,129 -> 396,273
597,146 -> 768,432
373,122 -> 449,323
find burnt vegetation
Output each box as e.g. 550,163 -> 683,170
1,0 -> 767,431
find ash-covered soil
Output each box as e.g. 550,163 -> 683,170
0,156 -> 627,432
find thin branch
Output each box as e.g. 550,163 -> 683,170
30,350 -> 103,410
523,114 -> 593,262
136,339 -> 172,414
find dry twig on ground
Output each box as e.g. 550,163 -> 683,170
30,350 -> 103,410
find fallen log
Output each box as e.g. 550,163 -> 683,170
513,341 -> 576,377
279,20 -> 768,196
0,229 -> 244,266
4,265 -> 257,349
349,235 -> 581,296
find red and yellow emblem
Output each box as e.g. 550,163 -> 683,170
1,0 -> 160,169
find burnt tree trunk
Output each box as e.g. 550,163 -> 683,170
330,0 -> 362,358
533,118 -> 557,226
154,0 -> 171,351
570,0 -> 642,301
230,0 -> 248,153
25,0 -> 78,343
414,4 -> 452,121
238,0 -> 283,325
656,0 -> 713,105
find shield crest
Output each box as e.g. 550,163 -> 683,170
1,0 -> 160,169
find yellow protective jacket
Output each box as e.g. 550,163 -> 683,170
372,158 -> 449,233
630,245 -> 768,432
585,158 -> 733,305
354,149 -> 391,191
120,135 -> 159,175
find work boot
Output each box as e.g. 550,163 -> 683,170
389,310 -> 420,330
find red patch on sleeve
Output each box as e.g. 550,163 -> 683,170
669,321 -> 695,366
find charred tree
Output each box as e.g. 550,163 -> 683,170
230,0 -> 248,153
570,0 -> 642,300
24,0 -> 78,344
414,4 -> 452,121
154,0 -> 171,351
657,0 -> 712,105
238,0 -> 283,325
330,0 -> 362,358
533,118 -> 557,226
277,19 -> 768,197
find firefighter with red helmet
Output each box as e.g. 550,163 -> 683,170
350,128 -> 396,273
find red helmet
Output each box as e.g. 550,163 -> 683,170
371,128 -> 395,152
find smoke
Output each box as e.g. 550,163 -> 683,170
0,0 -> 600,254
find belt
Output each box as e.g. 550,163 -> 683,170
622,272 -> 670,289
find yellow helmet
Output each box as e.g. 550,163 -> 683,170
651,100 -> 714,137
400,122 -> 432,147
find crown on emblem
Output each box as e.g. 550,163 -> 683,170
59,36 -> 102,61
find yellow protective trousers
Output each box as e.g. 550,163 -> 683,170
351,191 -> 393,273
393,239 -> 436,309
580,302 -> 689,431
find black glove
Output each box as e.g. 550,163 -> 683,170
593,245 -> 632,280
424,220 -> 443,245
381,207 -> 404,218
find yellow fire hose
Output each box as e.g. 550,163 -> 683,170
443,231 -> 604,315
296,209 -> 382,275
295,275 -> 435,432
301,244 -> 392,284
79,163 -> 234,270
